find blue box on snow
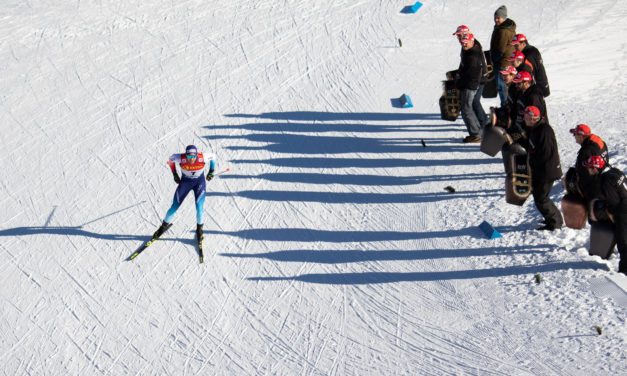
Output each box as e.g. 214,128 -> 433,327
399,93 -> 413,108
402,2 -> 423,14
479,220 -> 502,239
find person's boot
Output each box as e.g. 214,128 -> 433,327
196,224 -> 203,242
153,221 -> 172,238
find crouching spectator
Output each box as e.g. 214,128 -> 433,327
584,156 -> 627,274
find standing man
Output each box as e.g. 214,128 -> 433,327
453,26 -> 489,128
511,34 -> 550,97
584,156 -> 627,274
456,33 -> 487,143
523,106 -> 564,230
490,5 -> 517,106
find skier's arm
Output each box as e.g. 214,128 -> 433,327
168,154 -> 181,184
206,159 -> 216,181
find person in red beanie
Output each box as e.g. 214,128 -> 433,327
523,106 -> 563,230
566,124 -> 610,201
510,33 -> 550,97
584,155 -> 627,274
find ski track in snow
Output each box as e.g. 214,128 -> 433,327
0,0 -> 626,375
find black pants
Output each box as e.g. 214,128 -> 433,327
532,179 -> 563,228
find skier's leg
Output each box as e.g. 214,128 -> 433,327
195,193 -> 206,225
164,181 -> 193,223
193,178 -> 207,225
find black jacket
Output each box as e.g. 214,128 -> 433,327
515,83 -> 547,126
576,135 -> 609,171
527,118 -> 562,181
589,167 -> 627,221
522,44 -> 550,97
575,135 -> 609,199
599,168 -> 627,217
456,42 -> 485,90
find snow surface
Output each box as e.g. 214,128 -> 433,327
1,0 -> 626,375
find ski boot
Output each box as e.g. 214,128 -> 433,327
196,224 -> 204,263
196,224 -> 204,242
153,221 -> 172,238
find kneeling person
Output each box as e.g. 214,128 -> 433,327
584,156 -> 627,275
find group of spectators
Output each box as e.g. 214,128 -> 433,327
452,5 -> 626,274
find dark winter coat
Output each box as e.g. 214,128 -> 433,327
456,42 -> 485,90
575,134 -> 609,199
598,168 -> 627,217
475,40 -> 489,84
494,84 -> 523,137
522,44 -> 550,97
490,18 -> 517,67
515,83 -> 547,126
527,118 -> 562,182
514,59 -> 534,76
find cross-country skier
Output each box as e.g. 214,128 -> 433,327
153,145 -> 215,245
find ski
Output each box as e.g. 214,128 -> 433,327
128,223 -> 172,261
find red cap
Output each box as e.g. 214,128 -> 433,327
569,124 -> 591,136
583,155 -> 605,169
510,34 -> 527,45
499,66 -> 518,75
506,51 -> 525,61
524,106 -> 541,120
453,25 -> 470,35
513,71 -> 532,83
460,33 -> 474,43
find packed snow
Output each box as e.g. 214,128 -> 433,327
1,0 -> 625,375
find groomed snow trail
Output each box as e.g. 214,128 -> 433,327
0,1 -> 625,375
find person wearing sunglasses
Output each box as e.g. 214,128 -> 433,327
153,145 -> 216,247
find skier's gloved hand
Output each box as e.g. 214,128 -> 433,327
173,172 -> 181,184
206,172 -> 214,181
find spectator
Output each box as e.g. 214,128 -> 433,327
513,71 -> 546,128
511,33 -> 550,97
584,156 -> 627,274
568,124 -> 609,200
453,26 -> 489,128
491,66 -> 518,128
523,106 -> 564,230
505,50 -> 533,76
455,33 -> 487,143
490,5 -> 517,106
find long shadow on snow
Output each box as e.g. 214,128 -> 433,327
224,111 -> 442,122
248,261 -> 607,285
231,156 -> 501,169
211,188 -> 500,204
220,172 -> 503,186
0,226 -> 148,241
0,226 -> 196,248
207,226 -> 481,242
205,132 -> 475,155
205,122 -> 460,135
220,245 -> 550,264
